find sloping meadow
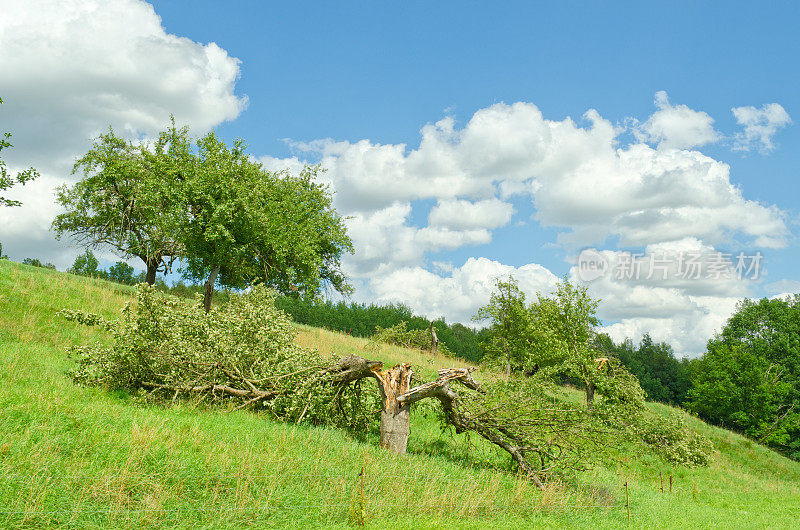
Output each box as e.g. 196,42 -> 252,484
1,259 -> 799,528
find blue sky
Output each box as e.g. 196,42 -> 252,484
1,0 -> 798,355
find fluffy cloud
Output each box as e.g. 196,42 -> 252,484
428,198 -> 515,230
263,95 -> 789,355
637,91 -> 720,150
732,103 -> 791,153
284,96 -> 787,252
342,202 -> 492,277
574,239 -> 756,355
0,0 -> 246,267
368,257 -> 559,324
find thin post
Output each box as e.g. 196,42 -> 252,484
624,481 -> 630,523
358,465 -> 365,526
669,475 -> 672,494
660,472 -> 663,493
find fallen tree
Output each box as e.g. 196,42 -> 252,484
63,284 -> 711,487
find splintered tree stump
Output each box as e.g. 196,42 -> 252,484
371,363 -> 413,454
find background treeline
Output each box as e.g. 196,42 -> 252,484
4,247 -> 487,363
274,295 -> 489,363
595,333 -> 692,406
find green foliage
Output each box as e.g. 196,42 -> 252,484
63,284 -> 378,435
52,126 -> 178,281
175,129 -> 353,303
474,277 -> 535,373
0,96 -> 39,208
638,412 -> 713,467
475,276 -> 601,380
21,257 -> 56,269
54,120 -> 352,296
596,333 -> 691,405
106,261 -> 136,285
370,321 -> 452,356
455,357 -> 711,477
687,296 -> 800,459
69,249 -> 100,277
274,295 -> 487,362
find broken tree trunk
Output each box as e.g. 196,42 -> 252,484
429,322 -> 439,355
397,367 -> 545,489
371,363 -> 413,454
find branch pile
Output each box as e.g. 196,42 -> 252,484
63,284 -> 380,433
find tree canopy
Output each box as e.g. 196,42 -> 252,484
686,296 -> 800,458
175,131 -> 352,311
53,120 -> 352,307
52,127 -> 182,284
595,333 -> 692,406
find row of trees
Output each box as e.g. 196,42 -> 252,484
273,295 -> 489,363
51,120 -> 352,311
686,296 -> 800,459
595,333 -> 692,406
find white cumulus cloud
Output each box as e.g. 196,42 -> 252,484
428,198 -> 515,230
368,257 -> 560,325
637,91 -> 720,150
0,0 -> 246,267
732,103 -> 791,153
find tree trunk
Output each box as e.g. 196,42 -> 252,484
145,262 -> 157,285
371,363 -> 413,454
429,322 -> 439,355
203,265 -> 220,313
586,381 -> 595,408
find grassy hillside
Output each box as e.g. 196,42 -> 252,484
1,259 -> 800,528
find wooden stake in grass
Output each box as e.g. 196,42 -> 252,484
360,466 -> 365,524
669,475 -> 672,494
624,481 -> 630,523
349,466 -> 366,526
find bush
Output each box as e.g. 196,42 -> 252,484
639,412 -> 713,467
63,284 -> 378,435
370,321 -> 452,356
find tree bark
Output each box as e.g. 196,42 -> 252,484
429,322 -> 439,355
144,262 -> 158,285
371,363 -> 413,454
397,367 -> 545,489
203,265 -> 220,313
585,381 -> 595,408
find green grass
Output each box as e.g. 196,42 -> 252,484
1,258 -> 800,528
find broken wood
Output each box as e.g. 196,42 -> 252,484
372,363 -> 413,454
397,367 -> 544,489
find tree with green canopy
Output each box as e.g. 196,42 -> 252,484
687,296 -> 800,458
176,131 -> 353,312
476,276 -> 603,405
473,277 -> 533,378
54,120 -> 352,303
52,126 -> 185,284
